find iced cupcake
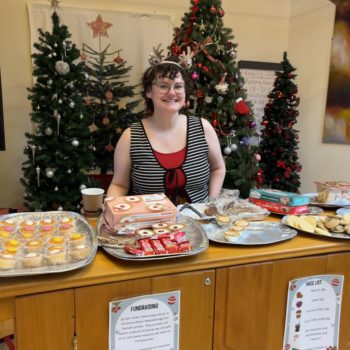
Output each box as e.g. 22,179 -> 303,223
45,245 -> 66,265
24,239 -> 43,253
0,249 -> 18,270
70,244 -> 91,261
68,233 -> 86,247
22,252 -> 43,268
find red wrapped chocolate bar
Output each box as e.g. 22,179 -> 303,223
159,237 -> 179,254
149,239 -> 167,255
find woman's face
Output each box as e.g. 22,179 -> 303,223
147,73 -> 186,114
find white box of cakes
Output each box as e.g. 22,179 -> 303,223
0,211 -> 97,276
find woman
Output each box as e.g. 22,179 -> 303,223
107,57 -> 225,204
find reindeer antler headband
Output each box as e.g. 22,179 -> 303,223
148,44 -> 183,69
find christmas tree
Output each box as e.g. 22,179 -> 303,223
82,15 -> 142,174
257,52 -> 302,192
21,9 -> 94,212
169,0 -> 259,198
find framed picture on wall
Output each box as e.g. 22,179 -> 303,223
0,68 -> 5,151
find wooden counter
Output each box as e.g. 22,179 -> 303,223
1,215 -> 350,349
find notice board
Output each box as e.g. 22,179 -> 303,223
238,60 -> 281,137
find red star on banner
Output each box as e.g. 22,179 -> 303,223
87,15 -> 113,38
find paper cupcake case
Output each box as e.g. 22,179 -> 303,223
0,211 -> 97,277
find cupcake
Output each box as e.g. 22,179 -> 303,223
48,236 -> 65,246
70,244 -> 91,261
0,249 -> 18,270
45,245 -> 66,265
24,239 -> 43,253
39,218 -> 56,235
58,217 -> 75,234
0,221 -> 17,235
20,219 -> 37,230
68,233 -> 86,247
0,218 -> 17,230
22,252 -> 43,268
19,224 -> 36,235
18,232 -> 36,241
0,229 -> 12,241
3,239 -> 20,252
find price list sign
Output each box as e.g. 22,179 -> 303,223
283,275 -> 343,350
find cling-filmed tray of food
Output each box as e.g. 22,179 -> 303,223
0,211 -> 98,277
202,220 -> 297,245
179,198 -> 269,223
282,213 -> 350,239
97,215 -> 209,261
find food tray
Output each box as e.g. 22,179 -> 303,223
304,193 -> 350,208
178,200 -> 269,222
202,221 -> 297,245
281,215 -> 350,240
0,211 -> 97,277
97,215 -> 208,261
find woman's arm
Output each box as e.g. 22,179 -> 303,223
202,118 -> 226,200
107,128 -> 132,198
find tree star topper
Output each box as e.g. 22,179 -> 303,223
87,15 -> 113,38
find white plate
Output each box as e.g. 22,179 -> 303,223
0,211 -> 98,277
281,215 -> 350,240
304,193 -> 350,208
97,216 -> 209,261
203,221 -> 297,245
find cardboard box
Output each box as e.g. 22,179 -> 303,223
249,189 -> 310,207
103,193 -> 177,232
249,197 -> 309,215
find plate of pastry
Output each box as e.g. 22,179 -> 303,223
0,211 -> 98,277
202,220 -> 297,245
304,193 -> 350,209
281,214 -> 350,239
96,215 -> 209,261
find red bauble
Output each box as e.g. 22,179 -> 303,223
197,90 -> 203,98
114,55 -> 123,64
209,5 -> 217,13
212,118 -> 218,127
217,9 -> 225,17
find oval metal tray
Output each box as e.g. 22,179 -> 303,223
97,215 -> 209,261
0,211 -> 98,277
281,215 -> 350,240
203,221 -> 297,245
304,193 -> 350,209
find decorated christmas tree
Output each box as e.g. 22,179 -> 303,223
169,0 -> 259,198
82,15 -> 142,174
21,8 -> 94,212
257,52 -> 302,192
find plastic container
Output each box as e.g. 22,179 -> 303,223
315,181 -> 350,205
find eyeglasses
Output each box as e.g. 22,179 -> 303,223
153,82 -> 185,94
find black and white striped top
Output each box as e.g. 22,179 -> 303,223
129,116 -> 210,204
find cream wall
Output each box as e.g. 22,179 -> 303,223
0,0 -> 338,208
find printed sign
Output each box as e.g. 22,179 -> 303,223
109,291 -> 180,350
283,275 -> 344,350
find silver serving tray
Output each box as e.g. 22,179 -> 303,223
304,193 -> 350,208
203,221 -> 297,245
0,211 -> 98,277
281,215 -> 350,240
97,215 -> 209,261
